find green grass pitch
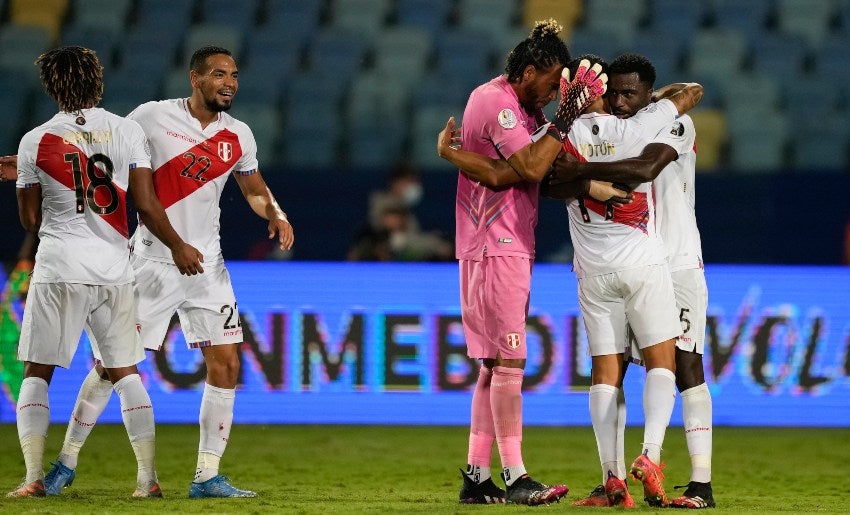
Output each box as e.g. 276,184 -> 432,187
0,423 -> 848,513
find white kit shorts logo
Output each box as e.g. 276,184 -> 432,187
506,332 -> 521,349
218,141 -> 233,162
498,109 -> 517,129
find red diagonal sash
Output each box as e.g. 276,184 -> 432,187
36,133 -> 129,237
153,129 -> 243,209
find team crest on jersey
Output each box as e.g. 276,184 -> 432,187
670,121 -> 685,136
506,332 -> 521,349
498,109 -> 518,129
218,141 -> 233,162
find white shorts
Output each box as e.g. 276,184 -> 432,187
671,267 -> 707,354
131,254 -> 243,350
578,264 -> 681,357
627,267 -> 707,365
19,282 -> 143,369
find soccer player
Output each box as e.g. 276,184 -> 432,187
441,53 -> 702,507
44,46 -> 294,499
8,46 -> 202,498
445,19 -> 607,506
552,53 -> 714,509
544,54 -> 704,508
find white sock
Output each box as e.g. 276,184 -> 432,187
114,374 -> 157,485
195,383 -> 235,483
502,465 -> 527,487
17,377 -> 50,483
58,367 -> 114,469
464,464 -> 492,482
681,383 -> 713,483
589,384 -> 620,484
616,387 -> 627,479
641,368 -> 676,464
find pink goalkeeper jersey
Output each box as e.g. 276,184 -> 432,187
16,108 -> 150,285
127,99 -> 259,264
562,99 -> 679,278
456,76 -> 543,261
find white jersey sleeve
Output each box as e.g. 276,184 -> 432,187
651,114 -> 703,271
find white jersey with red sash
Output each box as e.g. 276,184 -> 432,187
562,99 -> 679,278
16,108 -> 150,285
127,99 -> 258,264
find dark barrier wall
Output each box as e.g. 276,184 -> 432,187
1,168 -> 847,264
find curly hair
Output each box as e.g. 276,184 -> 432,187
608,53 -> 656,87
504,18 -> 571,82
36,46 -> 103,112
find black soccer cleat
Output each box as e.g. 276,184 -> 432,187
458,469 -> 505,504
503,473 -> 569,506
669,481 -> 716,509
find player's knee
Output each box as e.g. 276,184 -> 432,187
675,350 -> 705,391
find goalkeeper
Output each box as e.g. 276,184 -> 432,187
440,19 -> 607,506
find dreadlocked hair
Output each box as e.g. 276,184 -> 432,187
608,53 -> 656,88
36,46 -> 103,112
504,18 -> 571,82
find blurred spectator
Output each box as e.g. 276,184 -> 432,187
350,162 -> 453,262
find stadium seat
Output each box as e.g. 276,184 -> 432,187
0,72 -> 32,151
788,108 -> 849,170
434,28 -> 495,82
720,71 -> 782,113
630,31 -> 685,85
645,0 -> 706,46
162,67 -> 192,99
411,104 -> 465,171
199,0 -> 260,31
750,32 -> 808,78
686,28 -> 747,79
815,35 -> 850,87
345,116 -> 406,169
62,24 -> 117,70
582,0 -> 644,47
569,27 -> 628,62
262,0 -> 323,47
328,0 -> 392,41
305,29 -> 368,81
371,26 -> 432,88
120,28 -> 183,76
396,0 -> 452,35
710,0 -> 772,35
9,0 -> 68,41
228,102 -> 282,162
282,101 -> 342,169
134,0 -> 195,35
182,24 -> 244,64
412,71 -> 476,110
101,66 -> 162,111
69,0 -> 131,38
689,109 -> 727,171
522,0 -> 582,34
726,108 -> 789,173
0,24 -> 52,83
776,0 -> 837,50
346,70 -> 411,127
285,71 -> 348,113
457,0 -> 519,48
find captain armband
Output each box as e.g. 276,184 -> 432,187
235,169 -> 257,176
